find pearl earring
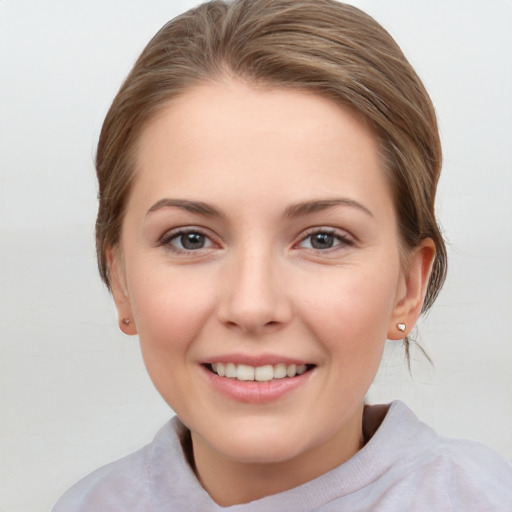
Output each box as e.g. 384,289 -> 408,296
122,318 -> 131,326
397,323 -> 406,332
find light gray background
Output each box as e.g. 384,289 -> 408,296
1,1 -> 511,510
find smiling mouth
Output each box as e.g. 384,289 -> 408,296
205,362 -> 315,382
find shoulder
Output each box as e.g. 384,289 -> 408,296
51,418 -> 181,512
423,435 -> 512,507
51,444 -> 151,512
378,401 -> 512,510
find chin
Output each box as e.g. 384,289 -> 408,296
204,423 -> 313,465
226,439 -> 305,465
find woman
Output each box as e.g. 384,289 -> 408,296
53,0 -> 512,509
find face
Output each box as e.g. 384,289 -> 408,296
111,80 -> 431,486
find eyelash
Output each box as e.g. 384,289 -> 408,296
158,227 -> 217,254
158,226 -> 355,255
295,228 -> 355,251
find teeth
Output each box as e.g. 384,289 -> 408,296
216,362 -> 225,377
225,363 -> 237,378
273,363 -> 287,379
286,364 -> 297,378
254,365 -> 273,382
237,364 -> 255,381
210,362 -> 310,381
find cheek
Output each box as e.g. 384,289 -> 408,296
126,266 -> 216,358
124,267 -> 218,409
300,264 -> 400,357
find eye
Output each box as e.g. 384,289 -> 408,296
297,229 -> 354,250
161,229 -> 215,252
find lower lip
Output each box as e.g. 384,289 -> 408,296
200,365 -> 313,404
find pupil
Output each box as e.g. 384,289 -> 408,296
181,233 -> 204,250
311,233 -> 334,249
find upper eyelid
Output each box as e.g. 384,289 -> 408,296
292,228 -> 357,252
158,226 -> 217,245
296,226 -> 354,241
156,225 -> 355,248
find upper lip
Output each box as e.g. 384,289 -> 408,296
201,353 -> 313,367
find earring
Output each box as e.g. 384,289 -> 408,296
122,318 -> 131,326
397,323 -> 406,332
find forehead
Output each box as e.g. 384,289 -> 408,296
131,80 -> 393,216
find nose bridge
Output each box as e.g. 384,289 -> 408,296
219,239 -> 290,333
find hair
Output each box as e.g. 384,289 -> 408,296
95,0 -> 447,316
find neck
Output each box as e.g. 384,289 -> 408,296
189,406 -> 365,506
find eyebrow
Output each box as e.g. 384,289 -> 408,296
284,198 -> 374,219
146,197 -> 373,219
146,198 -> 225,217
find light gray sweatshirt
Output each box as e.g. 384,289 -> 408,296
52,401 -> 512,511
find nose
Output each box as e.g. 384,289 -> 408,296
217,245 -> 293,335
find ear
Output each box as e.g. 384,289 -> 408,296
387,238 -> 436,340
107,247 -> 137,336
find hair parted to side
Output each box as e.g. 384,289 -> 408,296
96,0 -> 447,314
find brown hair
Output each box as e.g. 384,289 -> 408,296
96,0 -> 447,313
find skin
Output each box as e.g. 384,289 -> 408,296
110,79 -> 434,506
